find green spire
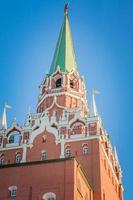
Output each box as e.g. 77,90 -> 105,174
49,6 -> 78,75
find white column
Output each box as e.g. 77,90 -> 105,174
60,138 -> 65,158
21,140 -> 27,163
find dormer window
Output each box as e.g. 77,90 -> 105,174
56,78 -> 62,88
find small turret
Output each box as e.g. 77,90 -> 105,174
1,104 -> 12,130
90,89 -> 99,117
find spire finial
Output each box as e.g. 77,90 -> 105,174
64,3 -> 69,15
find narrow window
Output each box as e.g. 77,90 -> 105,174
41,151 -> 46,160
15,153 -> 21,163
70,80 -> 74,88
65,147 -> 71,157
9,135 -> 14,143
8,186 -> 17,197
56,78 -> 62,88
83,145 -> 88,155
0,155 -> 5,165
11,189 -> 17,197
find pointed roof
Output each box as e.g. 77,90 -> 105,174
49,5 -> 78,75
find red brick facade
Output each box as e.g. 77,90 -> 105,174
0,158 -> 93,200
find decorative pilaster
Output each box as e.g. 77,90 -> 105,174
21,140 -> 27,163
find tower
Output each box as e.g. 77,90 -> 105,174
37,6 -> 88,118
0,5 -> 123,200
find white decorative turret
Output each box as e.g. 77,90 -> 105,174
11,118 -> 18,127
114,146 -> 119,163
90,89 -> 99,117
1,104 -> 12,130
24,106 -> 32,127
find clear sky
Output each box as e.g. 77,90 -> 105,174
0,0 -> 132,199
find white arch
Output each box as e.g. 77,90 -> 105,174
42,192 -> 56,200
29,113 -> 58,144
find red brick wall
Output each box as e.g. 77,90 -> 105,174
27,131 -> 61,161
99,144 -> 123,200
0,158 -> 93,200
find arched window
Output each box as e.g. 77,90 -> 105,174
82,145 -> 88,155
8,186 -> 17,197
0,154 -> 5,165
15,153 -> 21,163
42,192 -> 56,200
65,147 -> 71,157
8,131 -> 21,144
72,122 -> 85,135
69,78 -> 78,90
56,78 -> 62,88
41,150 -> 46,161
70,80 -> 74,88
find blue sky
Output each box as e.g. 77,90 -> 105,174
0,0 -> 132,199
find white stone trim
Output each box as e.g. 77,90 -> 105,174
58,134 -> 99,144
58,134 -> 99,158
60,139 -> 65,158
101,144 -> 120,185
0,145 -> 23,151
8,186 -> 17,191
51,66 -> 63,77
29,113 -> 58,144
6,143 -> 20,148
5,123 -> 22,136
37,91 -> 87,108
21,141 -> 27,163
68,112 -> 85,127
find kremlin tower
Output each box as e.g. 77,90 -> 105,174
0,4 -> 123,200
